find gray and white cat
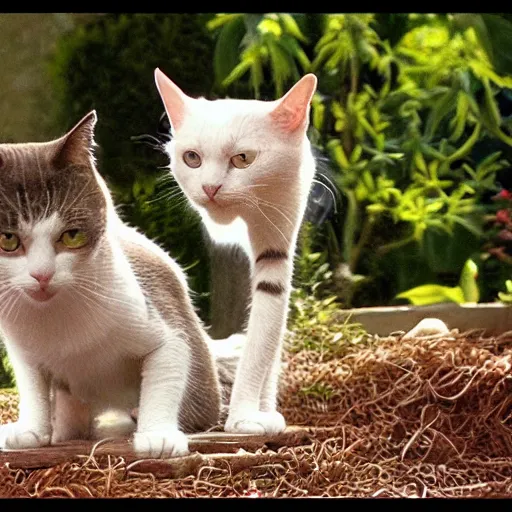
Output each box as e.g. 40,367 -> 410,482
154,69 -> 318,434
0,111 -> 223,457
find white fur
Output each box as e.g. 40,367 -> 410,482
0,197 -> 194,457
155,70 -> 317,434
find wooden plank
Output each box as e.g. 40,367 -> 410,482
0,426 -> 312,471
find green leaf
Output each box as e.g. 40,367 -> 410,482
482,77 -> 501,129
278,36 -> 311,72
445,123 -> 481,163
279,13 -> 308,43
459,258 -> 480,302
259,18 -> 282,38
449,91 -> 469,141
448,214 -> 483,237
312,40 -> 340,71
207,13 -> 243,32
267,38 -> 296,97
221,58 -> 253,88
212,15 -> 247,85
326,139 -> 350,169
425,88 -> 459,139
476,14 -> 512,76
397,284 -> 466,305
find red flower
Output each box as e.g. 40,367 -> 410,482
494,189 -> 512,201
496,209 -> 511,224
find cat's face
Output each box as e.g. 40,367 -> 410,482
155,70 -> 317,224
0,112 -> 108,309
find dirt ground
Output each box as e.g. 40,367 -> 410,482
1,326 -> 512,498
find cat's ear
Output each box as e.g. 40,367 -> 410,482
53,110 -> 97,168
154,68 -> 189,133
270,74 -> 318,133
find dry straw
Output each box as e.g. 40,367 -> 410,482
1,327 -> 512,497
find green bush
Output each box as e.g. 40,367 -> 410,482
208,13 -> 512,307
47,13 -> 217,318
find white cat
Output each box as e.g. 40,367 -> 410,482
0,111 -> 223,457
154,69 -> 318,434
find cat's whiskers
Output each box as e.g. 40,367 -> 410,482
71,284 -> 128,324
232,193 -> 291,246
156,172 -> 176,185
168,197 -> 190,211
71,284 -> 115,313
72,277 -> 145,309
0,289 -> 23,321
73,284 -> 148,331
311,178 -> 339,213
250,196 -> 296,221
70,287 -> 121,330
8,291 -> 24,325
228,191 -> 296,230
146,188 -> 184,206
0,287 -> 16,307
239,183 -> 270,190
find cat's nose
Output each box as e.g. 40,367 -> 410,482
202,184 -> 222,200
30,270 -> 55,287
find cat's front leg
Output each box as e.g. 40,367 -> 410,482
225,264 -> 290,434
0,352 -> 52,450
133,332 -> 190,458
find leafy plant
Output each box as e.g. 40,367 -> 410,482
208,13 -> 311,98
208,13 -> 512,307
396,258 -> 480,305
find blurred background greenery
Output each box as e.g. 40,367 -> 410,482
2,13 -> 512,385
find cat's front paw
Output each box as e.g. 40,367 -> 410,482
133,428 -> 189,458
0,422 -> 51,450
225,410 -> 286,435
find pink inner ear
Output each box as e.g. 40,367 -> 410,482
269,74 -> 317,133
154,68 -> 186,132
270,103 -> 307,132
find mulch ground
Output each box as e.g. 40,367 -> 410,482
1,327 -> 512,498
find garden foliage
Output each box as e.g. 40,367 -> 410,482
47,13 -> 218,317
208,13 -> 512,306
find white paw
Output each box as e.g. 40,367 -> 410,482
133,428 -> 189,458
225,410 -> 286,435
0,422 -> 51,450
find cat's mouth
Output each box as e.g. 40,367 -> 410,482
26,288 -> 57,303
198,195 -> 229,209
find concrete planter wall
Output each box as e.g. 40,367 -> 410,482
337,302 -> 512,337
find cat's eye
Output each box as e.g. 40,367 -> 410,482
183,150 -> 202,168
61,229 -> 88,249
231,152 -> 256,169
0,233 -> 20,253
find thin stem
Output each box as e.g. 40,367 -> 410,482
377,234 -> 416,255
342,189 -> 359,264
349,214 -> 376,273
